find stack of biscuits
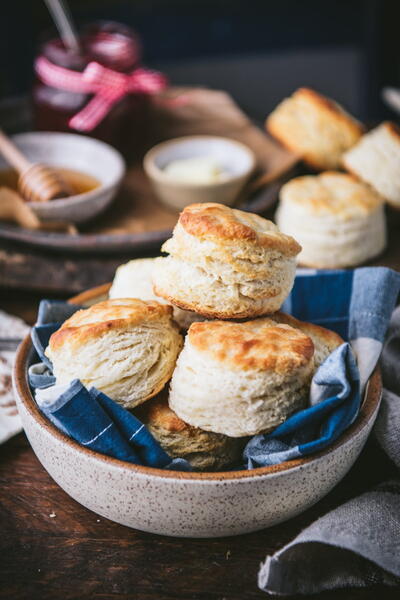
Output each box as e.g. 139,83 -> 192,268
46,203 -> 343,471
46,85 -> 396,469
267,87 -> 399,268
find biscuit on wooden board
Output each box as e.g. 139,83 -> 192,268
343,122 -> 400,208
276,172 -> 386,268
266,87 -> 363,170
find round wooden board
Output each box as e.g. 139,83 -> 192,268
0,222 -> 171,255
0,165 -> 283,255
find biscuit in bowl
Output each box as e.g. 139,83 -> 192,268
109,257 -> 204,330
45,298 -> 183,409
153,202 -> 301,319
268,312 -> 343,367
135,393 -> 245,471
266,87 -> 363,170
169,316 -> 328,437
276,172 -> 386,268
342,122 -> 400,209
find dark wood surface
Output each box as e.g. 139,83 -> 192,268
0,298 -> 399,600
0,430 -> 399,600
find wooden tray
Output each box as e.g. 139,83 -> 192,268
0,89 -> 297,255
0,166 -> 287,255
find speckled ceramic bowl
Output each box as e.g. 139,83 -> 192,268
13,284 -> 381,538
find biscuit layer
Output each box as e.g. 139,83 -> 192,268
46,298 -> 183,408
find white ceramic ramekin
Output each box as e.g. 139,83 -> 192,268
143,135 -> 255,210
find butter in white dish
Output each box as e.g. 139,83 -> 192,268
163,156 -> 229,184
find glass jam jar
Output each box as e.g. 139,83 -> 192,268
32,21 -> 154,159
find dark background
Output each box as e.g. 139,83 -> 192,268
2,0 -> 400,122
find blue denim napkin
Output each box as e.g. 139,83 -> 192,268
244,267 -> 400,467
29,300 -> 190,471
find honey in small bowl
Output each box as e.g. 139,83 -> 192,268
0,167 -> 100,199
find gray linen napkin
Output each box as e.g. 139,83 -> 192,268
259,306 -> 400,595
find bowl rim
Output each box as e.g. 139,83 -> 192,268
13,282 -> 382,482
143,135 -> 256,189
8,131 -> 126,209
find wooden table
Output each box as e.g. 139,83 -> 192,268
1,430 -> 399,600
0,295 -> 399,599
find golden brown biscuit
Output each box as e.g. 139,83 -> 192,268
136,394 -> 244,471
343,122 -> 400,208
46,298 -> 183,409
153,203 -> 301,319
109,257 -> 205,330
268,312 -> 343,367
188,319 -> 314,373
169,316 -> 316,437
169,314 -> 343,437
266,87 -> 363,170
276,172 -> 386,268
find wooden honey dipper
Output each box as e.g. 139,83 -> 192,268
0,129 -> 73,203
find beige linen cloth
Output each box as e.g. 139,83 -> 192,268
0,310 -> 29,443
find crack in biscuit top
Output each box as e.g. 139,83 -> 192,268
178,203 -> 301,256
188,318 -> 314,373
48,298 -> 174,352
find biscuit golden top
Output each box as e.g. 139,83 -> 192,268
288,88 -> 363,130
188,318 -> 314,373
176,202 -> 301,255
280,172 -> 383,218
380,121 -> 400,143
269,312 -> 343,352
268,87 -> 363,135
266,87 -> 363,169
48,298 -> 173,352
137,395 -> 191,433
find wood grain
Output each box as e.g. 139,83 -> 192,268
0,433 -> 398,600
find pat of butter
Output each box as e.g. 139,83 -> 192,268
164,156 -> 227,184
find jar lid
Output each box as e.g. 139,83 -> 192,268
39,20 -> 142,73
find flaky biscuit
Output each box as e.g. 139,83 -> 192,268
266,87 -> 363,170
109,258 -> 204,330
136,393 -> 244,470
153,203 -> 301,319
268,312 -> 343,367
342,122 -> 400,208
169,316 -> 321,437
46,298 -> 183,409
276,172 -> 386,268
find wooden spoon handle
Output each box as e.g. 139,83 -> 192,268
0,129 -> 32,174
